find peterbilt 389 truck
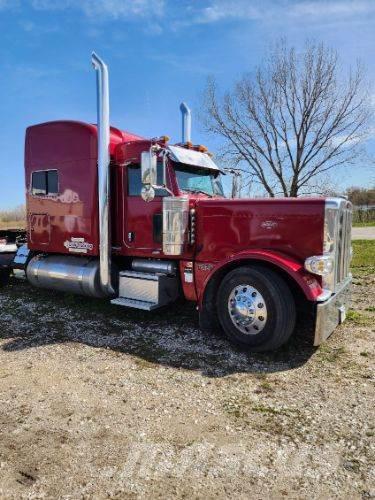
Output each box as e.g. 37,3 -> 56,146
0,53 -> 352,352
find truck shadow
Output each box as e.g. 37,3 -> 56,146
0,279 -> 317,377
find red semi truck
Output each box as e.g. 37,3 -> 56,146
0,53 -> 352,351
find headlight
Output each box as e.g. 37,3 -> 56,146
305,255 -> 334,276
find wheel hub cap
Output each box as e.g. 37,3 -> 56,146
228,284 -> 267,335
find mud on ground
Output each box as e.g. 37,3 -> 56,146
0,261 -> 374,498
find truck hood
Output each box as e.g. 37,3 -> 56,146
193,197 -> 325,263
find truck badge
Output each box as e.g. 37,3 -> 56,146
197,263 -> 214,271
261,220 -> 278,230
64,237 -> 93,253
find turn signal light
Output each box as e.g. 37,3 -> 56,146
304,255 -> 334,276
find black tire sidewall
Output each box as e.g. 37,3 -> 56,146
217,266 -> 294,350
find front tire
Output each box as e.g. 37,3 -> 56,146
217,265 -> 296,351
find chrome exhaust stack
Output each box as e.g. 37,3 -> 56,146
92,52 -> 115,296
180,102 -> 191,143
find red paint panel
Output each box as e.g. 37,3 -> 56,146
29,213 -> 51,245
194,249 -> 324,306
25,121 -> 144,256
194,198 -> 325,263
191,198 -> 325,304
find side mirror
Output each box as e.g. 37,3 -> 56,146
141,151 -> 157,187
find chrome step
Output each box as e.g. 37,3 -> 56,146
111,297 -> 159,311
120,270 -> 159,280
111,269 -> 180,311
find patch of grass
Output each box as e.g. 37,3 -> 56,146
223,396 -> 295,419
360,351 -> 369,358
258,380 -> 274,392
222,396 -> 250,419
347,310 -> 372,326
352,221 -> 375,227
351,240 -> 375,276
365,306 -> 375,312
317,344 -> 346,363
252,405 -> 300,417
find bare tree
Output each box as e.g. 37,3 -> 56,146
202,40 -> 371,197
0,204 -> 26,223
345,185 -> 375,207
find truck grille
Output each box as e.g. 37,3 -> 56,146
335,201 -> 352,287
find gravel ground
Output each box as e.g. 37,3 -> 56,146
0,265 -> 374,499
352,227 -> 375,240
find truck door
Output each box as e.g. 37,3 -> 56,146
123,163 -> 167,252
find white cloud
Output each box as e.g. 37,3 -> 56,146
2,0 -> 375,28
197,2 -> 261,23
30,0 -> 165,19
185,0 -> 375,26
291,0 -> 375,18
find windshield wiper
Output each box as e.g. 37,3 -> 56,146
183,188 -> 213,197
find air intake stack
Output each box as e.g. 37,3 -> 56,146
180,102 -> 191,143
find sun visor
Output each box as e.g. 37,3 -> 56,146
167,145 -> 223,172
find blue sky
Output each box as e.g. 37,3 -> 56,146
0,0 -> 374,208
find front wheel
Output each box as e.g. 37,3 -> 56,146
217,266 -> 296,351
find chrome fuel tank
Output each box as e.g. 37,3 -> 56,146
26,255 -> 106,298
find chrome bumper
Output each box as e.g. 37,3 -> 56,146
314,277 -> 352,346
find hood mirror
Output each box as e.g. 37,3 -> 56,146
141,151 -> 157,187
224,168 -> 242,198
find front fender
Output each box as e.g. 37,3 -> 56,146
195,249 -> 323,307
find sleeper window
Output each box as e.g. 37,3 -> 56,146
31,171 -> 47,195
31,170 -> 58,196
47,170 -> 58,194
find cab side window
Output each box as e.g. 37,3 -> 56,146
127,165 -> 143,196
31,170 -> 59,196
127,163 -> 168,196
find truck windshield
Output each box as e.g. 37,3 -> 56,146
174,164 -> 225,197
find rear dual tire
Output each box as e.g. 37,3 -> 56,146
217,266 -> 296,352
0,269 -> 10,288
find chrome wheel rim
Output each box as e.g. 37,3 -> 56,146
228,284 -> 267,335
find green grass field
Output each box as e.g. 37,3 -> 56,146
351,240 -> 375,275
352,221 -> 375,228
